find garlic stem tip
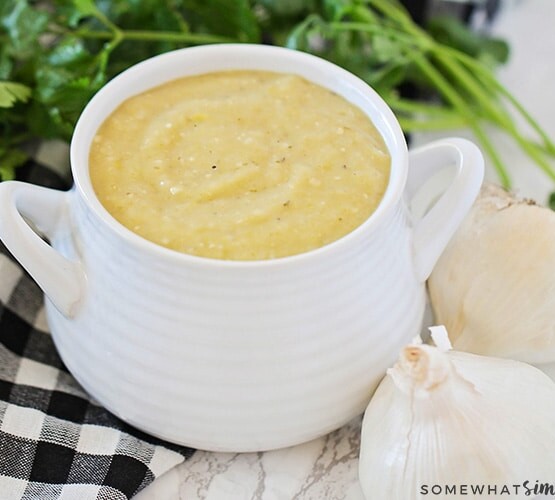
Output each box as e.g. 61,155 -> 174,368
429,325 -> 453,352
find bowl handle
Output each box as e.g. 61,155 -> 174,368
406,137 -> 484,282
0,181 -> 85,317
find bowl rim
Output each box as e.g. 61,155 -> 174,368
71,43 -> 408,268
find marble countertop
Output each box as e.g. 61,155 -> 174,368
136,1 -> 555,498
137,418 -> 365,500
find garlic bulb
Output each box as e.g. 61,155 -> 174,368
537,361 -> 555,381
358,327 -> 555,500
428,183 -> 555,365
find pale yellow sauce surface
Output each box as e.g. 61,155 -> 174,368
89,71 -> 390,260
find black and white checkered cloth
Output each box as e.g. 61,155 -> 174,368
0,160 -> 194,499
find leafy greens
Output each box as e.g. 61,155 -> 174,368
1,0 -> 554,190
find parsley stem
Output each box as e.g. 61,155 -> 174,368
73,28 -> 235,45
387,98 -> 468,129
442,45 -> 555,155
493,84 -> 555,155
328,21 -> 423,48
410,52 -> 511,186
432,51 -> 507,125
328,14 -> 511,185
397,116 -> 467,132
387,97 -> 461,118
366,0 -> 429,40
432,50 -> 555,181
509,133 -> 555,183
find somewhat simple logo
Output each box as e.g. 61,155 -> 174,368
420,481 -> 555,496
523,481 -> 555,496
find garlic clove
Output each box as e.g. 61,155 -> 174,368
536,360 -> 555,381
428,183 -> 555,364
358,331 -> 555,500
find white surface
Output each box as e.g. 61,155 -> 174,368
139,1 -> 555,497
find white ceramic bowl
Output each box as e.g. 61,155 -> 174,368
0,44 -> 483,452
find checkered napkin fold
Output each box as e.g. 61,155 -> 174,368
0,161 -> 194,499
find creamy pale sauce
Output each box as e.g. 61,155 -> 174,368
89,71 -> 390,260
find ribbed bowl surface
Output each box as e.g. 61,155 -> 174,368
47,193 -> 424,452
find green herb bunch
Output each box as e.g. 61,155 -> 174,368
1,0 -> 555,188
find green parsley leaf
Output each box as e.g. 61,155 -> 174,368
0,0 -> 553,196
427,16 -> 509,66
72,0 -> 99,17
0,147 -> 28,180
183,0 -> 260,42
1,0 -> 50,58
0,81 -> 31,108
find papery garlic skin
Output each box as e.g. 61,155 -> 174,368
428,183 -> 555,365
358,337 -> 555,500
537,361 -> 555,382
